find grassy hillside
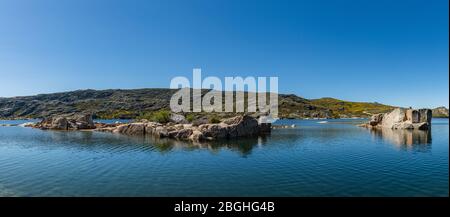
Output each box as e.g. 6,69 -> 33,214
310,97 -> 396,118
432,106 -> 449,118
0,89 -> 408,120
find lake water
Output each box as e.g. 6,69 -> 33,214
0,119 -> 448,196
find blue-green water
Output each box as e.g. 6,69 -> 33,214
0,119 -> 448,196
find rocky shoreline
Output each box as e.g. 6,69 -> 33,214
7,108 -> 436,143
27,113 -> 273,142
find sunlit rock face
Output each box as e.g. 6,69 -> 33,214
418,109 -> 432,125
34,114 -> 95,130
361,108 -> 432,130
406,109 -> 420,123
97,115 -> 271,142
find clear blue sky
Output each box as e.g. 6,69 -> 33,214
0,0 -> 448,108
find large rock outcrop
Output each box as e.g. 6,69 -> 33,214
30,113 -> 271,142
98,115 -> 271,142
35,114 -> 95,130
361,108 -> 432,130
113,123 -> 146,135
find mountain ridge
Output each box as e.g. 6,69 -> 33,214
0,88 -> 447,119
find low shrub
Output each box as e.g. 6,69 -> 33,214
208,116 -> 221,124
186,114 -> 195,123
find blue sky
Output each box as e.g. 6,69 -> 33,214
0,0 -> 448,108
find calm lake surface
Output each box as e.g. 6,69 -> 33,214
0,119 -> 448,196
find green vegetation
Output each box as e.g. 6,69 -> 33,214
310,97 -> 395,118
95,110 -> 137,119
208,116 -> 221,124
433,114 -> 449,118
432,107 -> 449,118
138,110 -> 171,123
186,113 -> 195,122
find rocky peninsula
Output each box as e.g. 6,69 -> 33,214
29,113 -> 272,142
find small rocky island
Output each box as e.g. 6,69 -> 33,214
23,107 -> 434,144
360,108 -> 432,130
30,113 -> 272,142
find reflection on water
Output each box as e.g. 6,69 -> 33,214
10,122 -> 435,156
369,128 -> 432,151
150,136 -> 270,157
0,118 -> 448,196
35,130 -> 268,157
